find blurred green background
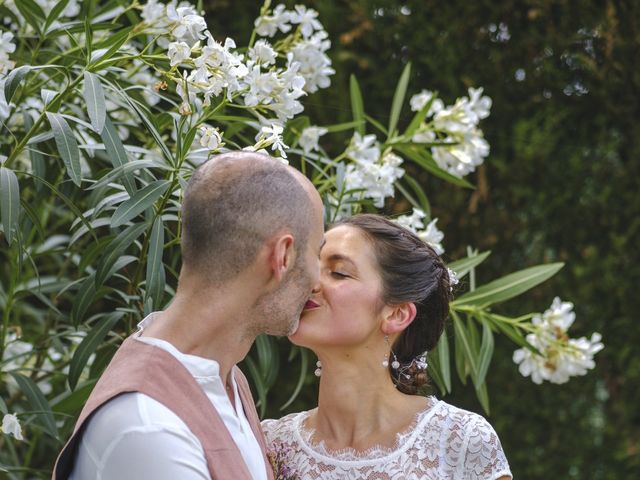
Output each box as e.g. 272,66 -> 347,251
208,0 -> 640,478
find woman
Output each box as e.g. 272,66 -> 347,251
262,214 -> 512,479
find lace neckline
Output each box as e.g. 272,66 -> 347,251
293,397 -> 442,465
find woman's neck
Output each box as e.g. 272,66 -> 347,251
310,360 -> 429,451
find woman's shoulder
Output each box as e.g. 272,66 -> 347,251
261,410 -> 310,443
432,400 -> 497,435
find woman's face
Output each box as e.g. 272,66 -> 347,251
289,225 -> 386,349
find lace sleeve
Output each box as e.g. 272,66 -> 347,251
461,414 -> 512,480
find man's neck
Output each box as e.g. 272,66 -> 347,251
141,281 -> 257,386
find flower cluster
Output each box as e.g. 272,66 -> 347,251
395,208 -> 445,255
267,442 -> 299,480
513,297 -> 604,384
1,413 -> 23,441
410,87 -> 492,178
344,133 -> 405,208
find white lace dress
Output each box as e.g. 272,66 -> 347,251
262,397 -> 512,480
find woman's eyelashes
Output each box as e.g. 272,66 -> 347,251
330,271 -> 350,279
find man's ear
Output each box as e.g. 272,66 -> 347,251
381,302 -> 417,335
269,233 -> 295,282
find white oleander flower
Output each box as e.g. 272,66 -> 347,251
409,90 -> 444,116
199,126 -> 222,150
290,30 -> 334,93
168,41 -> 192,67
466,87 -> 492,122
141,0 -> 167,25
418,218 -> 445,255
290,5 -> 323,39
248,40 -> 277,66
513,298 -> 604,384
395,207 -> 427,232
254,4 -> 292,37
167,4 -> 207,45
256,123 -> 289,158
344,142 -> 404,208
2,413 -> 23,441
0,30 -> 17,76
431,129 -> 489,178
0,79 -> 10,119
299,126 -> 328,154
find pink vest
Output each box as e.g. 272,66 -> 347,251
52,336 -> 275,480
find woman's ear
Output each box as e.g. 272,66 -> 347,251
381,302 -> 417,334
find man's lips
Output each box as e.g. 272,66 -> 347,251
304,299 -> 320,310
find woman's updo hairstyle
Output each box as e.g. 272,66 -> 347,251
331,214 -> 452,394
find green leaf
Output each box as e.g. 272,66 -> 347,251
83,71 -> 106,133
44,0 -> 71,32
425,349 -> 446,396
452,312 -> 478,380
476,320 -> 494,386
71,274 -> 98,326
453,262 -> 564,308
404,94 -> 437,139
8,372 -> 59,440
402,175 -> 431,216
88,160 -> 157,192
323,120 -> 365,133
51,379 -> 97,416
395,145 -> 474,189
46,112 -> 82,186
145,216 -> 165,305
244,356 -> 268,418
436,332 -> 452,393
280,347 -> 309,410
101,115 -> 137,195
95,222 -> 147,287
448,251 -> 491,279
4,65 -> 31,102
68,312 -> 123,391
111,180 -> 170,228
350,75 -> 365,135
388,62 -> 411,138
475,382 -> 490,414
14,0 -> 44,34
88,26 -> 132,69
0,167 -> 20,245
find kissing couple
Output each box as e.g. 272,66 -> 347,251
53,152 -> 511,480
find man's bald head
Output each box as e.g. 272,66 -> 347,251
181,152 -> 316,284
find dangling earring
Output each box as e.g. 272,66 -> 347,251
314,360 -> 322,377
382,335 -> 401,369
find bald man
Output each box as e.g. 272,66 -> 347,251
53,153 -> 325,480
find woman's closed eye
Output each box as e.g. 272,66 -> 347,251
330,271 -> 350,279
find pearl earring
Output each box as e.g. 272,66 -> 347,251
314,360 -> 322,377
383,334 -> 400,369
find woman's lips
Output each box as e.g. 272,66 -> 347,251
304,299 -> 320,310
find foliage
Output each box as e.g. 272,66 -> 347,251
0,0 -> 610,477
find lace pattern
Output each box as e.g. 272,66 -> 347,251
262,398 -> 512,480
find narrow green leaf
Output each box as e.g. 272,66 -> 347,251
323,120 -> 365,133
121,93 -> 174,164
244,356 -> 268,418
14,0 -> 44,33
83,71 -> 106,133
453,263 -> 564,308
404,94 -> 437,138
44,0 -> 71,32
476,321 -> 494,386
0,167 -> 20,245
280,347 -> 309,410
448,251 -> 491,279
68,312 -> 123,391
453,313 -> 478,379
88,26 -> 132,69
4,65 -> 31,102
51,379 -> 97,415
436,332 -> 452,393
95,222 -> 147,287
111,180 -> 169,228
487,315 -> 531,350
8,373 -> 58,440
101,115 -> 137,195
349,75 -> 365,135
475,382 -> 490,414
425,350 -> 446,396
88,160 -> 156,191
388,62 -> 411,138
46,112 -> 82,186
402,175 -> 431,216
71,274 -> 98,326
145,216 -> 165,305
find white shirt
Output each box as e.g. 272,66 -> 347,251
70,314 -> 268,480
